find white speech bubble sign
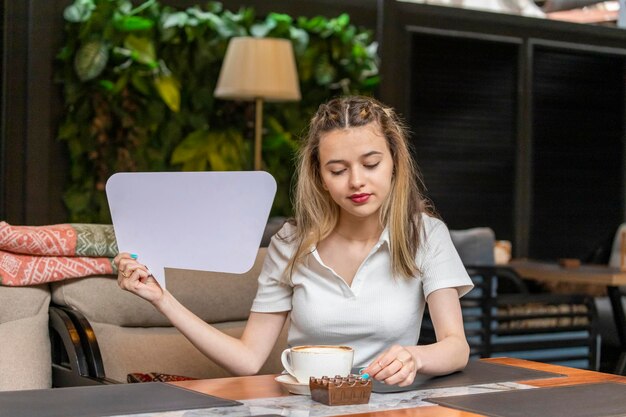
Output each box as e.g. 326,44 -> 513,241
106,171 -> 277,288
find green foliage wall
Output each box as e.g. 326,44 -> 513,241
58,0 -> 379,222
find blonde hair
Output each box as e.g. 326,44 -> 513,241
283,95 -> 433,279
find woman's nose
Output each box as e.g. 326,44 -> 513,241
349,169 -> 365,189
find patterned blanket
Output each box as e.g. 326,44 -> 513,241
0,222 -> 118,286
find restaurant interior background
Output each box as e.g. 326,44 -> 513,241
1,0 -> 625,262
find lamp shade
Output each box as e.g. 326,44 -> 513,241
214,37 -> 301,102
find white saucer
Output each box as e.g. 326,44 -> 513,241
275,374 -> 310,395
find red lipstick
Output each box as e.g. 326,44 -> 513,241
350,193 -> 371,203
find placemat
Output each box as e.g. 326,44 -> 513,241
427,382 -> 626,417
369,360 -> 563,393
0,382 -> 241,417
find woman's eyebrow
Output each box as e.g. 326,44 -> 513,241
361,150 -> 383,158
324,151 -> 383,166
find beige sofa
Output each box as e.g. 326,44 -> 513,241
0,219 -> 287,390
0,284 -> 52,390
49,247 -> 288,386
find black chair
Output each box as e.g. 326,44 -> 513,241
420,266 -> 600,370
49,306 -> 114,387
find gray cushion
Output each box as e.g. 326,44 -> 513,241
450,227 -> 496,266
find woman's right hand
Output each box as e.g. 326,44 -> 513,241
114,252 -> 164,304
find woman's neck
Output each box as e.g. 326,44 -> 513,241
334,216 -> 383,243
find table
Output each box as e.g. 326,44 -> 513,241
171,358 -> 626,417
509,260 -> 626,375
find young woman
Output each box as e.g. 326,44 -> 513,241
115,95 -> 473,387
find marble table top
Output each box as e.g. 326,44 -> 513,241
114,381 -> 533,417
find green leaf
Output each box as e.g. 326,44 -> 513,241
289,27 -> 309,55
182,157 -> 207,171
170,129 -> 210,164
299,16 -> 327,32
113,14 -> 155,32
74,39 -> 109,81
161,11 -> 188,28
98,79 -> 114,91
336,13 -> 350,28
265,13 -> 291,36
266,116 -> 286,134
112,74 -> 128,94
63,0 -> 96,23
154,75 -> 180,112
264,133 -> 288,150
250,22 -> 273,38
186,7 -> 218,23
119,1 -> 133,14
128,0 -> 156,16
314,57 -> 336,86
123,34 -> 156,65
362,75 -> 380,87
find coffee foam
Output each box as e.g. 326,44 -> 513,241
292,345 -> 352,354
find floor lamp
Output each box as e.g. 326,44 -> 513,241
214,37 -> 301,170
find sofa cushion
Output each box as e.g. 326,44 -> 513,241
92,318 -> 288,382
0,313 -> 51,390
0,284 -> 50,324
51,248 -> 267,327
0,285 -> 51,391
449,228 -> 495,266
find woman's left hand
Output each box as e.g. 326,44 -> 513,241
362,345 -> 422,387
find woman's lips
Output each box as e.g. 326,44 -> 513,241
350,193 -> 371,203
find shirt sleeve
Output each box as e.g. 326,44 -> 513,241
250,223 -> 294,312
419,217 -> 474,299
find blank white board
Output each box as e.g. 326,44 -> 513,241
106,171 -> 276,288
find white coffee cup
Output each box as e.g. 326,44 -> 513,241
280,345 -> 354,384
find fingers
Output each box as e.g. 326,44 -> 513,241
365,345 -> 417,386
118,264 -> 151,290
114,252 -> 138,268
128,267 -> 152,291
116,253 -> 150,288
113,252 -> 131,267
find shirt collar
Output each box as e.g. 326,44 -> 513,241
311,226 -> 391,252
378,226 -> 391,247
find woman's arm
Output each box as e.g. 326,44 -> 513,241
115,253 -> 288,375
362,287 -> 469,386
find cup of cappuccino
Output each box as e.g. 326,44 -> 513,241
280,345 -> 354,383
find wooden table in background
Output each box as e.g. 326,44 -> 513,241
172,358 -> 626,417
509,260 -> 626,375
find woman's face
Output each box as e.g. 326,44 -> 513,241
318,122 -> 394,222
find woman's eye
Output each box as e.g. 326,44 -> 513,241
364,162 -> 380,169
330,169 -> 346,176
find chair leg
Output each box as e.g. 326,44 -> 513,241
49,306 -> 115,386
616,352 -> 626,376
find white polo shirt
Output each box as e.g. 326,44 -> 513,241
251,214 -> 473,367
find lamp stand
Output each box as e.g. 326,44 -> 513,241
254,97 -> 264,170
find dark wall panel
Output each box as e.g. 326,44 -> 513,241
409,34 -> 518,241
530,48 -> 625,260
